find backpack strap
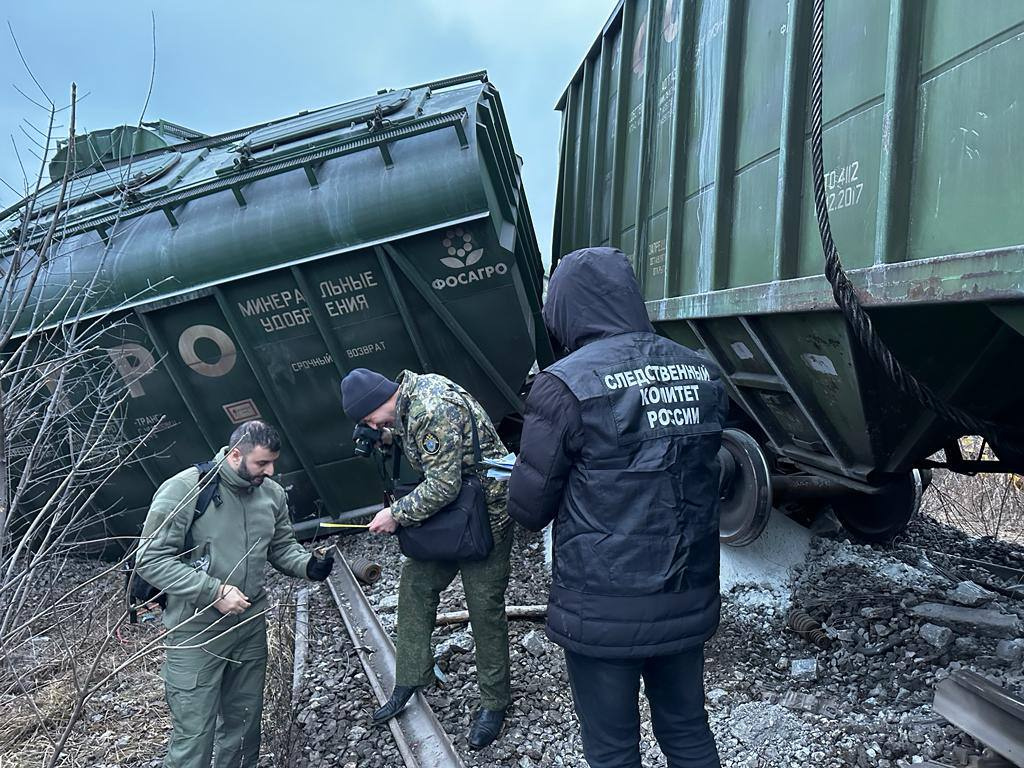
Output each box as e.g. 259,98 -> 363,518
182,461 -> 222,558
387,394 -> 482,492
464,400 -> 482,466
391,441 -> 403,488
126,460 -> 223,623
452,391 -> 483,470
193,461 -> 222,520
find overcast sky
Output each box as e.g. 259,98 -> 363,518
0,1 -> 613,265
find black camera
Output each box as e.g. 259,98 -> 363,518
352,423 -> 383,458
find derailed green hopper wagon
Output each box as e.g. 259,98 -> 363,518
554,0 -> 1024,543
1,72 -> 550,544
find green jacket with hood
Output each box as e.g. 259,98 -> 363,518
136,447 -> 312,631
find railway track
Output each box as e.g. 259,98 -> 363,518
288,522 -> 1023,767
324,546 -> 466,768
933,670 -> 1024,768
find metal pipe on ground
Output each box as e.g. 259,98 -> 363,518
436,604 -> 547,627
292,587 -> 309,704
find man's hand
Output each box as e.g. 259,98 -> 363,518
306,553 -> 334,581
214,585 -> 251,615
368,507 -> 398,534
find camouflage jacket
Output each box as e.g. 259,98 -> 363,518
391,370 -> 510,533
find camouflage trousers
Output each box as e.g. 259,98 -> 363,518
395,523 -> 513,710
161,615 -> 267,768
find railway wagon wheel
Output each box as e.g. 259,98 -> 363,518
830,469 -> 928,544
718,429 -> 773,547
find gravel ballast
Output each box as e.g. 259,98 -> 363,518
285,514 -> 1024,768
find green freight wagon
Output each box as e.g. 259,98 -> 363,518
554,0 -> 1024,544
0,72 -> 550,545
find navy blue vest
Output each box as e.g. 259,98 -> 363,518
544,331 -> 727,657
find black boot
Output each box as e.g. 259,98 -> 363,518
371,685 -> 418,724
467,707 -> 506,750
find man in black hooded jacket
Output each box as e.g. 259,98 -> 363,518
508,247 -> 727,768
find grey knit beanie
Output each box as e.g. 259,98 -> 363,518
340,368 -> 399,422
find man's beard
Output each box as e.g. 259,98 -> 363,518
238,461 -> 265,485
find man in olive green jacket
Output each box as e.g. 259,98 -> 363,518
136,420 -> 334,768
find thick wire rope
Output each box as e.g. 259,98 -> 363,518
809,0 -> 1015,452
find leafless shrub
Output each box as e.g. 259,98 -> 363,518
0,21 -> 322,766
0,24 -> 178,766
262,582 -> 304,767
922,438 -> 1024,544
0,562 -> 169,767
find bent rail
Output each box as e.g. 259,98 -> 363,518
325,547 -> 466,768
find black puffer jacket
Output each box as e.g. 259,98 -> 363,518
508,247 -> 728,658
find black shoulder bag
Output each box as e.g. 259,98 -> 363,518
393,402 -> 494,562
125,461 -> 222,623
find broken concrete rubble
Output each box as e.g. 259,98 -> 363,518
790,657 -> 818,681
946,581 -> 997,607
910,603 -> 1022,636
919,623 -> 954,649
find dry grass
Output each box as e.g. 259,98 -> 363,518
0,578 -> 304,768
0,618 -> 169,768
0,676 -> 77,749
2,674 -> 169,768
261,581 -> 303,767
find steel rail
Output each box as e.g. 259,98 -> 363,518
325,547 -> 466,768
933,670 -> 1024,767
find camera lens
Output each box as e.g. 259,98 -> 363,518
352,424 -> 381,457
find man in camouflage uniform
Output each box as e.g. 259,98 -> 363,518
341,367 -> 513,750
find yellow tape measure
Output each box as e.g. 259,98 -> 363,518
319,522 -> 370,529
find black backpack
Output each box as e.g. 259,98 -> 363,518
125,461 -> 222,624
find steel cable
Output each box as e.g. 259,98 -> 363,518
809,0 -> 1017,453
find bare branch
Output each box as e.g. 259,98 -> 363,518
20,117 -> 49,139
7,23 -> 54,107
10,82 -> 52,113
17,123 -> 47,153
0,84 -> 77,351
0,171 -> 22,198
139,12 -> 158,127
10,134 -> 31,193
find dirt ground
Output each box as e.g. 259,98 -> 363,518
0,563 -> 299,768
1,472 -> 1021,767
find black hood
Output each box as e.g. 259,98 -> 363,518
543,247 -> 655,352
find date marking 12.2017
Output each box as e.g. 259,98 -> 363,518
825,160 -> 864,212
